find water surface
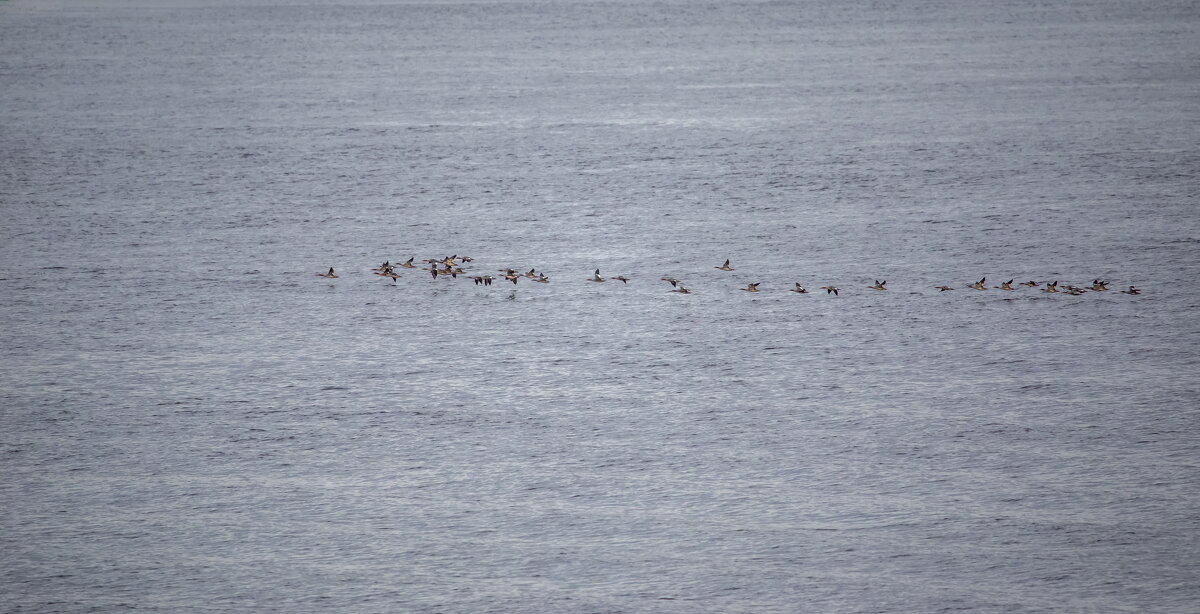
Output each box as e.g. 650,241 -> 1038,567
2,1 -> 1198,612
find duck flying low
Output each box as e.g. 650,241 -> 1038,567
715,259 -> 734,271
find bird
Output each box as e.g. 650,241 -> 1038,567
399,258 -> 417,269
715,259 -> 734,271
612,276 -> 630,284
503,272 -> 520,284
820,286 -> 840,296
790,283 -> 808,293
661,277 -> 680,287
317,267 -> 337,278
471,275 -> 493,286
1089,280 -> 1110,291
523,268 -> 538,278
740,283 -> 761,292
969,277 -> 987,290
934,285 -> 955,291
1121,286 -> 1140,295
669,285 -> 692,294
1042,281 -> 1059,293
995,279 -> 1014,291
869,280 -> 887,290
1020,280 -> 1039,287
589,269 -> 605,282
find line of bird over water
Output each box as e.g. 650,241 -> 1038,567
316,258 -> 1142,296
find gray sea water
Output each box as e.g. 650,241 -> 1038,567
2,1 -> 1199,612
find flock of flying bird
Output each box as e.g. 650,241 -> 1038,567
316,257 -> 1143,296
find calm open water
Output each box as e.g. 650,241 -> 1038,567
2,1 -> 1198,612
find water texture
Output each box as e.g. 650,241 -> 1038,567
2,1 -> 1198,612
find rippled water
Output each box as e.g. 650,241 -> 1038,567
2,1 -> 1199,612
